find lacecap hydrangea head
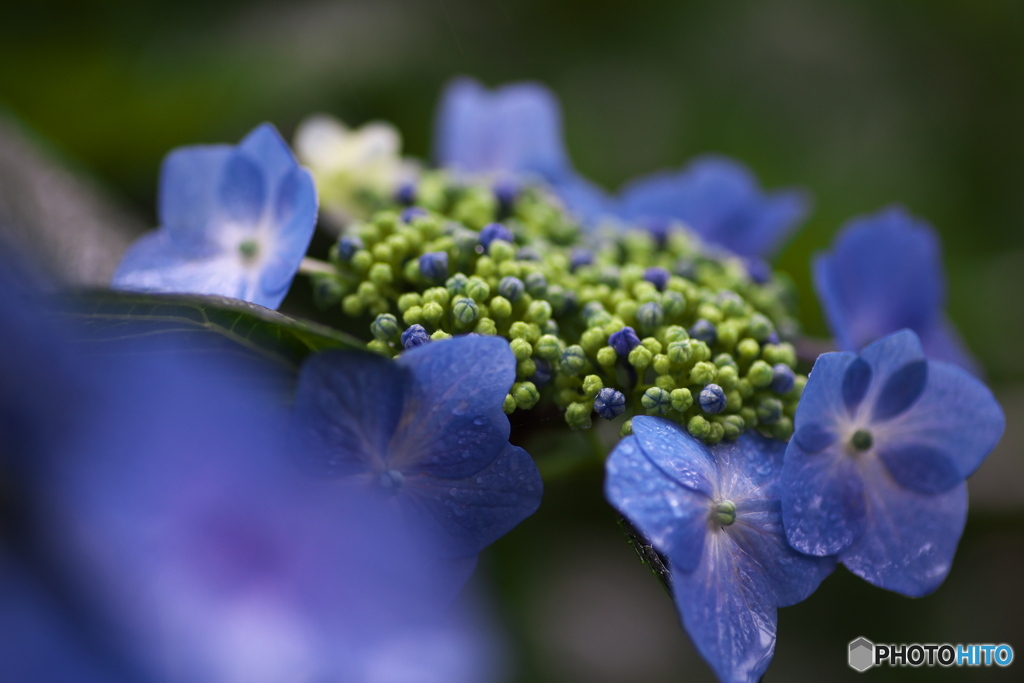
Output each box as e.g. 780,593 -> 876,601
112,124 -> 317,310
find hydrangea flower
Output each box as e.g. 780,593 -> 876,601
813,206 -> 978,372
614,156 -> 810,259
605,417 -> 835,683
112,123 -> 317,310
294,114 -> 417,222
290,335 -> 544,562
781,329 -> 1004,596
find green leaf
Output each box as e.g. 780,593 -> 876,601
52,289 -> 366,373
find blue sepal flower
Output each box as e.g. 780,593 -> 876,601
290,336 -> 544,559
614,156 -> 810,259
605,417 -> 835,683
813,206 -> 977,372
112,124 -> 317,310
781,330 -> 1004,596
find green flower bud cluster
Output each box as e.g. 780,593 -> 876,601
318,172 -> 805,443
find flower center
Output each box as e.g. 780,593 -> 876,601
239,239 -> 260,262
850,429 -> 873,452
713,499 -> 737,526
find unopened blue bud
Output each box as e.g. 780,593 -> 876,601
401,206 -> 428,223
371,313 -> 400,341
479,222 -> 515,248
635,301 -> 664,330
689,318 -> 718,345
570,248 -> 595,271
401,324 -> 431,349
608,326 -> 641,357
770,363 -> 796,394
394,181 -> 416,205
498,275 -> 526,302
699,383 -> 727,414
524,271 -> 548,296
419,251 -> 449,281
493,179 -> 519,211
517,246 -> 541,261
747,313 -> 774,342
547,286 -> 577,315
594,387 -> 626,420
337,235 -> 364,262
643,266 -> 671,291
532,358 -> 553,388
756,397 -> 783,424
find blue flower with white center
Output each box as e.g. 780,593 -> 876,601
290,336 -> 544,561
813,206 -> 978,372
111,124 -> 317,310
605,417 -> 835,683
780,329 -> 1005,596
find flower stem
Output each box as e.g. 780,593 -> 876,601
298,257 -> 336,277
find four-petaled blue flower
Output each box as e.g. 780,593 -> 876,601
813,206 -> 978,372
112,123 -> 318,310
290,335 -> 544,563
781,329 -> 1004,596
605,417 -> 835,683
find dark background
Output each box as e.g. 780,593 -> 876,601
2,0 -> 1021,680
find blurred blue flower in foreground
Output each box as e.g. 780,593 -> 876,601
112,123 -> 317,309
434,78 -> 808,259
605,417 -> 835,683
813,206 -> 977,371
290,335 -> 544,565
781,330 -> 1004,597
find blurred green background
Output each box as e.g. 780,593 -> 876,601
2,0 -> 1021,680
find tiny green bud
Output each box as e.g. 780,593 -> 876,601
430,329 -> 452,341
489,239 -> 516,262
356,281 -> 378,303
662,291 -> 687,319
517,358 -> 537,377
561,345 -> 588,375
689,361 -> 718,386
489,295 -> 513,319
747,360 -> 774,388
350,250 -> 373,273
696,303 -> 723,323
706,421 -> 725,444
565,401 -> 594,430
525,300 -> 552,324
667,339 -> 693,365
371,313 -> 400,341
402,305 -> 423,326
445,273 -> 468,296
473,255 -> 497,278
596,346 -> 618,368
342,294 -> 364,317
371,242 -> 393,263
642,387 -> 672,416
736,338 -> 760,362
663,325 -> 689,344
535,335 -> 564,361
739,407 -> 758,428
628,345 -> 653,372
512,381 -> 541,410
421,301 -> 444,325
691,341 -> 712,363
510,338 -> 534,361
717,365 -> 739,390
580,328 -> 607,355
670,388 -> 693,412
367,339 -> 392,356
619,419 -> 634,437
652,354 -> 671,376
614,300 -> 639,323
397,292 -> 421,313
503,394 -> 517,414
582,374 -> 603,398
368,262 -> 393,286
747,313 -> 774,342
762,343 -> 797,367
756,397 -> 784,424
452,297 -> 479,325
713,500 -> 737,526
465,277 -> 491,302
474,317 -> 498,335
770,416 -> 794,441
509,321 -> 532,341
655,374 -> 676,391
636,301 -> 664,330
640,337 -> 663,355
736,378 -> 754,399
713,353 -> 737,369
422,287 -> 451,306
687,415 -> 711,439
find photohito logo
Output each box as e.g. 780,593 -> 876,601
848,637 -> 1014,672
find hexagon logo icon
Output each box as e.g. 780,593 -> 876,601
849,637 -> 875,672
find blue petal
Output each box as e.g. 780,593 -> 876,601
841,357 -> 872,416
856,329 -> 927,418
791,350 -> 858,437
793,422 -> 836,453
157,145 -> 233,251
917,316 -> 981,376
673,533 -> 778,683
392,336 -> 517,479
218,152 -> 265,228
840,457 -> 968,597
237,122 -> 300,191
713,435 -> 837,607
780,438 -> 866,556
258,166 -> 319,307
290,350 -> 406,477
111,232 -> 251,300
877,443 -> 962,494
631,416 -> 717,497
875,358 -> 1004,485
604,435 -> 709,574
616,155 -> 809,258
434,77 -> 571,181
871,359 -> 928,422
551,172 -> 615,225
813,206 -> 945,355
402,444 -> 542,558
